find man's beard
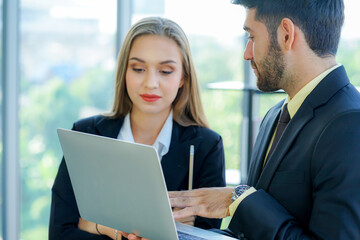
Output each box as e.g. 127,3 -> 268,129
253,41 -> 285,92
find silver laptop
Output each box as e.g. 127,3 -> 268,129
57,128 -> 235,240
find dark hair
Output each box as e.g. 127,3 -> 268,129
232,0 -> 344,57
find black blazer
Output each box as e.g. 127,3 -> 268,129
49,115 -> 226,240
228,66 -> 360,239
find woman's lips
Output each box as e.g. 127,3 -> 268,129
140,94 -> 161,102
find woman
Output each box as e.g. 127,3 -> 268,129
49,17 -> 225,240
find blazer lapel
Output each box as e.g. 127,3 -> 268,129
161,122 -> 203,191
95,117 -> 124,139
255,66 -> 350,190
256,103 -> 314,190
247,103 -> 282,186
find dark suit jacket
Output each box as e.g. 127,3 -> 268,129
228,66 -> 360,239
49,116 -> 225,240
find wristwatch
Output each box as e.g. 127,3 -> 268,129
231,185 -> 251,202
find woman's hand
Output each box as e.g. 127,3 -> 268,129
78,218 -> 98,235
78,217 -> 123,239
118,208 -> 195,240
119,231 -> 149,240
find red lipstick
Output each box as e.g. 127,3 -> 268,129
140,94 -> 161,102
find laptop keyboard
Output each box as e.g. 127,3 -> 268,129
177,231 -> 207,240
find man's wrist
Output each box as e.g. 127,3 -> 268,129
228,186 -> 256,217
231,185 -> 251,202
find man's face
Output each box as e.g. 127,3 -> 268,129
243,9 -> 285,92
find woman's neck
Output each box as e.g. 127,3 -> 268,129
130,109 -> 171,145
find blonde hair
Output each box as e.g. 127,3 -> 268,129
108,16 -> 209,128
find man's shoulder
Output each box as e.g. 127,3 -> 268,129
317,82 -> 360,120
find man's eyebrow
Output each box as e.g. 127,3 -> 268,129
243,26 -> 252,32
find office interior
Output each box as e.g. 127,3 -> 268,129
1,0 -> 360,239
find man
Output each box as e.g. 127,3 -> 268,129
168,0 -> 360,239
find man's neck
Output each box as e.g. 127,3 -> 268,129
285,56 -> 337,99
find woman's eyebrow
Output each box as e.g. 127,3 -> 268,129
160,60 -> 178,65
128,57 -> 145,63
128,57 -> 178,65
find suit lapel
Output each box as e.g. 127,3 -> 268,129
255,66 -> 350,190
256,103 -> 314,189
161,122 -> 203,191
247,104 -> 281,186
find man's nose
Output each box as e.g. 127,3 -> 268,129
243,40 -> 253,61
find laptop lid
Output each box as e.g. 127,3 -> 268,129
58,128 -> 179,240
57,128 -> 235,240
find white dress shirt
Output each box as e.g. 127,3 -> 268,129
117,111 -> 173,161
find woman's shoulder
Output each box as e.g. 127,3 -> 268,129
72,115 -> 124,134
73,115 -> 106,131
174,121 -> 222,142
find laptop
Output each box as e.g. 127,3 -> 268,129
57,128 -> 235,240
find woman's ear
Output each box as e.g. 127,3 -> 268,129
179,78 -> 184,88
279,18 -> 295,51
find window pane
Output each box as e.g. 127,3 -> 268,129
20,0 -> 116,238
133,0 -> 245,185
0,0 -> 3,237
338,0 -> 360,87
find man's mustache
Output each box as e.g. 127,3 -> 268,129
251,61 -> 257,70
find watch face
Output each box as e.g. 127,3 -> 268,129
233,185 -> 250,201
235,186 -> 244,196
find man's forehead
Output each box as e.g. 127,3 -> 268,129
243,9 -> 257,32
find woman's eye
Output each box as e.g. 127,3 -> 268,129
160,70 -> 173,75
133,68 -> 144,73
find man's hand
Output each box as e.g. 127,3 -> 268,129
169,187 -> 234,220
173,208 -> 196,226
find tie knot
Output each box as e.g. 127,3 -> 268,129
279,103 -> 290,124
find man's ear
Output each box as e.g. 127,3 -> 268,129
279,18 -> 295,51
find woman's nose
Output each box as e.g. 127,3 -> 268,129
144,71 -> 159,89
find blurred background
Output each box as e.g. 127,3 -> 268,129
1,0 -> 360,239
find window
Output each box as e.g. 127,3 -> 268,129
20,0 -> 116,238
0,0 -> 3,237
337,0 -> 360,87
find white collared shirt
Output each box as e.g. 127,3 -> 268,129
117,111 -> 173,161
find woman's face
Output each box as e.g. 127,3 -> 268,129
126,35 -> 184,117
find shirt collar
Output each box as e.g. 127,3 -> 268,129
285,64 -> 341,118
153,110 -> 173,160
117,110 -> 173,161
